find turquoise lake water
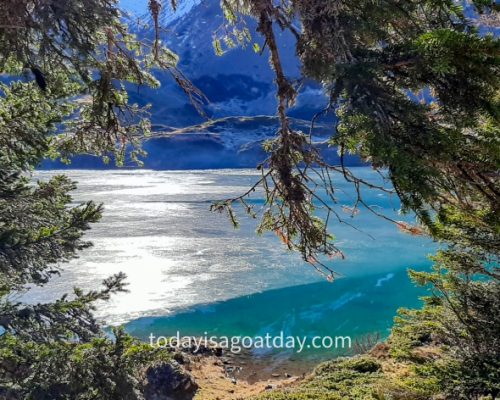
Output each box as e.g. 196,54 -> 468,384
26,168 -> 436,361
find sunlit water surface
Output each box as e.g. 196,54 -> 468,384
23,169 -> 435,360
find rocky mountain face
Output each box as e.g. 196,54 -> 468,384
122,0 -> 317,123
43,0 -> 355,169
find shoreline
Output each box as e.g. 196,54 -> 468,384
184,349 -> 314,400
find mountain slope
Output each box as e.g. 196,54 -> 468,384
125,0 -> 326,125
43,1 -> 342,170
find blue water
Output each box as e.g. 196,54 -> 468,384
26,168 -> 436,360
126,269 -> 425,362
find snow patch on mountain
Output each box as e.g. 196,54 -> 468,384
160,0 -> 203,25
120,0 -> 202,25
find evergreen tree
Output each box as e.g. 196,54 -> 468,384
0,1 -> 184,398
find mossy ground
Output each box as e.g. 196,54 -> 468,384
253,342 -> 444,400
255,356 -> 386,400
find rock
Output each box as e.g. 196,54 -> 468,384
265,385 -> 273,390
285,373 -> 292,378
173,352 -> 187,365
271,373 -> 281,378
231,378 -> 237,385
144,361 -> 198,400
369,343 -> 390,359
213,346 -> 223,357
190,344 -> 213,355
176,341 -> 222,356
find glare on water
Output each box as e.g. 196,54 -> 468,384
24,169 -> 434,326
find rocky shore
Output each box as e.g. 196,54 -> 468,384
145,343 -> 314,400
